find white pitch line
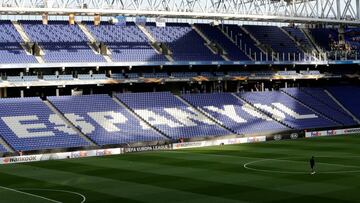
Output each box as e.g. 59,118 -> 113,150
243,156 -> 360,174
0,185 -> 62,203
17,188 -> 86,203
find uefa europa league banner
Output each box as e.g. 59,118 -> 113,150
0,148 -> 123,165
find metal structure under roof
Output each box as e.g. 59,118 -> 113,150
0,0 -> 359,24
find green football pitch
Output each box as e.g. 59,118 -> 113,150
0,135 -> 360,203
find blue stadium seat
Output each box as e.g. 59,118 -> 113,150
239,91 -> 338,129
0,97 -> 90,151
116,92 -> 232,139
181,93 -> 288,135
146,23 -> 223,61
48,94 -> 166,145
20,20 -> 105,63
85,22 -> 167,62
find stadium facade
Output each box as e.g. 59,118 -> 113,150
0,0 -> 357,156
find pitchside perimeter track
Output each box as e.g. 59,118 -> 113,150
0,135 -> 360,202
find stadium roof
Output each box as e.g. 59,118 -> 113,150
0,0 -> 359,24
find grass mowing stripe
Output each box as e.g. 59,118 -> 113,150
0,135 -> 360,202
0,163 -> 243,203
0,185 -> 62,203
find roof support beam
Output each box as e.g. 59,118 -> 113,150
0,0 -> 359,24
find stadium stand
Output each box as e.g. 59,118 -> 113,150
281,88 -> 356,126
171,72 -> 198,78
110,73 -> 125,80
309,28 -> 338,51
43,74 -> 74,81
7,75 -> 39,82
0,20 -> 37,64
116,92 -> 232,139
327,86 -> 360,120
0,97 -> 90,151
48,94 -> 166,145
20,20 -> 105,63
181,93 -> 288,135
85,22 -> 166,62
239,91 -> 339,129
195,24 -> 250,61
282,27 -> 315,53
244,25 -> 304,60
221,24 -> 263,56
146,23 -> 223,61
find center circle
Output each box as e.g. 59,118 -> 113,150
243,156 -> 360,174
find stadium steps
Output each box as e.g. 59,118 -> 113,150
12,21 -> 45,64
238,26 -> 268,56
177,95 -> 237,135
324,89 -> 360,124
111,96 -> 172,140
137,24 -> 174,62
280,90 -> 344,126
233,93 -> 294,129
43,100 -> 98,147
300,88 -> 357,123
192,24 -> 230,61
77,22 -> 112,63
0,136 -> 15,153
216,26 -> 254,60
279,27 -> 307,54
301,28 -> 323,54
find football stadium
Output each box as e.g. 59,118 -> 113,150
0,0 -> 359,202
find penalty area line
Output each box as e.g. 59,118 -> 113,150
0,185 -> 62,203
17,188 -> 86,203
243,156 -> 360,174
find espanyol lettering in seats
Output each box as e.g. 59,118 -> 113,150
0,97 -> 90,151
48,95 -> 166,145
327,86 -> 360,123
282,88 -> 356,125
239,91 -> 339,129
116,92 -> 232,138
181,93 -> 288,135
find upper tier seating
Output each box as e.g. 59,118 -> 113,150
281,88 -> 356,126
116,92 -> 231,139
146,23 -> 223,61
7,75 -> 39,82
20,20 -> 105,63
221,24 -> 262,56
0,21 -> 37,64
43,75 -> 74,81
195,24 -> 250,61
181,93 -> 288,135
86,22 -> 166,62
239,91 -> 338,129
327,86 -> 360,120
0,97 -> 90,151
244,25 -> 304,60
48,94 -> 165,145
300,87 -> 347,114
282,27 -> 314,53
309,28 -> 338,51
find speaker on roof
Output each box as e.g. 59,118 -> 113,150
135,16 -> 146,26
42,12 -> 48,25
211,20 -> 219,26
155,17 -> 166,27
94,14 -> 101,26
109,17 -> 118,25
69,13 -> 75,25
33,43 -> 42,56
100,42 -> 108,55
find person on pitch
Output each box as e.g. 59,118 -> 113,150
310,156 -> 316,175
